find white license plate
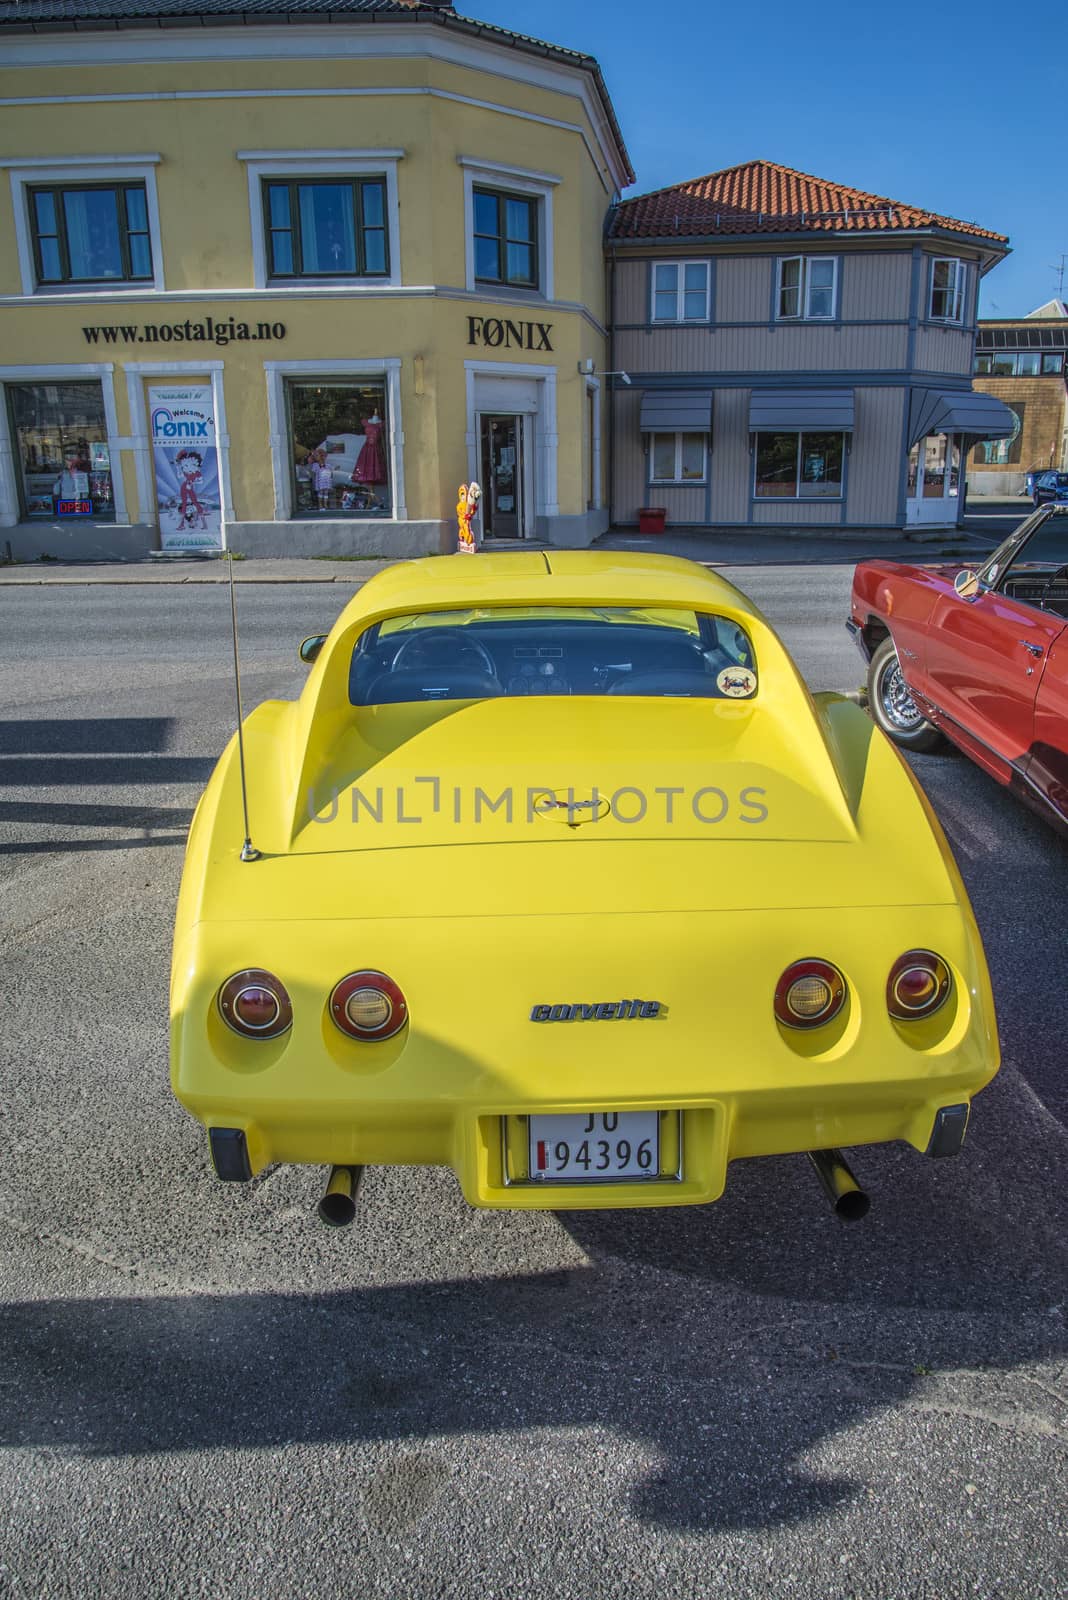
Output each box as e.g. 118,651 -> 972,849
528,1111 -> 660,1182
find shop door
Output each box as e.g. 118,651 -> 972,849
906,433 -> 961,527
479,414 -> 524,539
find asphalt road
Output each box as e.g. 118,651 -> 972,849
1,571 -> 1066,1600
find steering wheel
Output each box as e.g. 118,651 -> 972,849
1039,564 -> 1068,609
390,627 -> 498,679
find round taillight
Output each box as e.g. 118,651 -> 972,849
774,959 -> 847,1029
330,970 -> 408,1041
887,950 -> 951,1020
218,969 -> 293,1039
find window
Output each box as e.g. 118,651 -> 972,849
7,381 -> 115,520
1016,351 -> 1041,376
974,354 -> 992,374
776,256 -> 838,320
28,183 -> 152,286
349,606 -> 756,706
287,381 -> 390,517
990,352 -> 1016,377
1042,354 -> 1065,375
263,179 -> 388,279
754,432 -> 844,498
473,188 -> 538,289
650,431 -> 707,483
651,262 -> 710,322
929,258 -> 965,322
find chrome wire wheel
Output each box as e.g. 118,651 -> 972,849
866,636 -> 944,752
877,652 -> 924,731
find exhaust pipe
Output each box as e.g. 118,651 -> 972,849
317,1164 -> 364,1228
807,1148 -> 870,1222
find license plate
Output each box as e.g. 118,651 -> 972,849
527,1111 -> 660,1182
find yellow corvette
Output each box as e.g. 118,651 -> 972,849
171,552 -> 999,1225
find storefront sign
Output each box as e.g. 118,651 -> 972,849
55,498 -> 93,516
148,384 -> 223,551
466,316 -> 553,352
84,318 -> 286,349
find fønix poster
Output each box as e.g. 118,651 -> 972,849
148,385 -> 223,550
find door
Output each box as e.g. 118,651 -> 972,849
906,433 -> 961,527
479,413 -> 524,539
1029,630 -> 1068,825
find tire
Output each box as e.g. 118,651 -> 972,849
867,636 -> 944,752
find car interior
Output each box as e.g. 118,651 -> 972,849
988,514 -> 1068,615
349,609 -> 757,705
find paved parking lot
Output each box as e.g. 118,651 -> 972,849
1,571 -> 1065,1599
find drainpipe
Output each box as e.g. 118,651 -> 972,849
606,246 -> 617,530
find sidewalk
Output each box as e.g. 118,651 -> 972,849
0,503 -> 1025,584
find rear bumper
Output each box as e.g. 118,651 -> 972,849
845,616 -> 872,662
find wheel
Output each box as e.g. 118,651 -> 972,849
867,636 -> 943,751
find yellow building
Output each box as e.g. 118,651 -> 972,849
0,0 -> 633,558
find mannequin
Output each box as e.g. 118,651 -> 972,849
352,409 -> 386,489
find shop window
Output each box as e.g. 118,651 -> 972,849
263,179 -> 388,280
473,188 -> 538,290
287,381 -> 390,517
929,258 -> 965,323
650,431 -> 707,484
651,262 -> 710,323
28,183 -> 153,287
7,381 -> 114,520
754,432 -> 844,498
776,256 -> 838,320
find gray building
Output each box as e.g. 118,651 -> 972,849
605,160 -> 1016,532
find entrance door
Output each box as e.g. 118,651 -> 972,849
479,414 -> 524,539
906,433 -> 962,526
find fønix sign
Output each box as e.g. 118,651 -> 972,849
151,406 -> 211,440
467,315 -> 553,351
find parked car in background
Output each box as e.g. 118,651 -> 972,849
1032,470 -> 1068,508
171,552 -> 999,1230
849,505 -> 1068,832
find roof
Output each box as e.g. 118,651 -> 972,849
0,1 -> 634,182
1026,299 -> 1068,319
606,159 -> 1007,245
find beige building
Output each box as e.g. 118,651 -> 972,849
971,300 -> 1068,495
606,161 -> 1015,531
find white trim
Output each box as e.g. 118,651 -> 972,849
650,260 -> 712,324
461,160 -> 555,300
123,360 -> 232,533
464,358 -> 558,527
263,358 -> 405,522
6,159 -> 165,296
928,256 -> 965,324
648,430 -> 708,487
775,255 -> 839,321
0,26 -> 628,193
0,362 -> 128,528
240,154 -> 403,290
585,375 -> 602,511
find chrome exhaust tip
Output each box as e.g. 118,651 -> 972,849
807,1148 -> 870,1222
317,1164 -> 364,1228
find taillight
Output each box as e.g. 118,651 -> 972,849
887,950 -> 951,1020
774,959 -> 847,1029
218,969 -> 293,1039
330,971 -> 408,1041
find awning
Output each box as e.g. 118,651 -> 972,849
908,388 -> 1018,448
639,390 -> 713,432
748,388 -> 855,432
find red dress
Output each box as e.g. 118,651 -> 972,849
353,420 -> 386,485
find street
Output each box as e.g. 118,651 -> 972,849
1,570 -> 1066,1599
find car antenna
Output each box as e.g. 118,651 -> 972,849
226,548 -> 260,863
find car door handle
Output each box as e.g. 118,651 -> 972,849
1018,640 -> 1044,658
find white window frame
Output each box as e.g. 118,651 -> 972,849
239,151 -> 404,291
650,260 -> 711,324
263,359 -> 405,522
776,255 -> 839,321
458,157 -> 559,301
2,155 -> 165,297
928,257 -> 965,324
649,430 -> 708,485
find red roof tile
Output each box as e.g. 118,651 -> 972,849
607,159 -> 1007,244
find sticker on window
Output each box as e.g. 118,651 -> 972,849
716,666 -> 757,698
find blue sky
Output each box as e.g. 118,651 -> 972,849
472,0 -> 1068,318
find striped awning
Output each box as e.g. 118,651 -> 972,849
748,388 -> 855,431
908,388 -> 1018,447
639,390 -> 713,432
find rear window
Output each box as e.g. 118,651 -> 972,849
349,606 -> 758,706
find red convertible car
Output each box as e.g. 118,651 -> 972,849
849,505 -> 1068,832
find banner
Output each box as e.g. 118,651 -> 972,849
149,384 -> 223,551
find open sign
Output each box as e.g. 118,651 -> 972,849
55,498 -> 93,516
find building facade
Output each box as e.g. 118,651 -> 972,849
0,0 -> 632,558
970,300 -> 1068,495
606,162 -> 1015,531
